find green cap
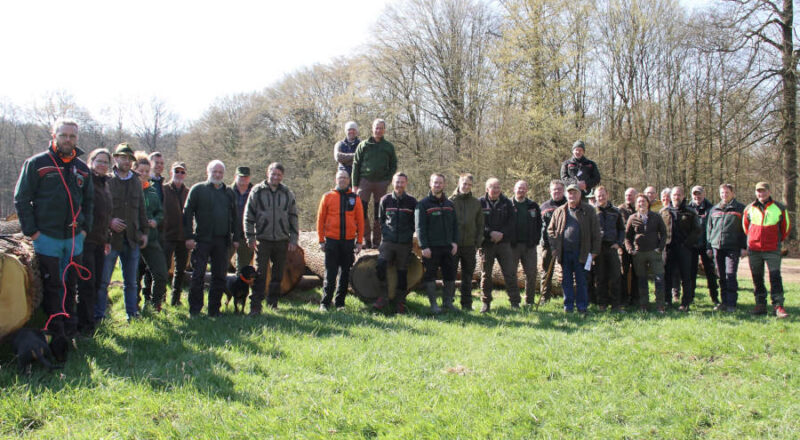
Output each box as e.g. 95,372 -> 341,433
236,166 -> 250,177
113,143 -> 135,159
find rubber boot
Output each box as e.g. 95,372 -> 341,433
393,270 -> 408,314
442,281 -> 458,312
425,281 -> 441,314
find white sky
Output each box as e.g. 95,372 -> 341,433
1,0 -> 710,124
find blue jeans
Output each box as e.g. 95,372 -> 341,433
95,242 -> 141,320
561,250 -> 588,311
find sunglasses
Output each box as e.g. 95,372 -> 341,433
174,170 -> 186,174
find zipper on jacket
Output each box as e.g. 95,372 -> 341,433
339,190 -> 346,240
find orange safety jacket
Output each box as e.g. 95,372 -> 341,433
743,197 -> 790,252
317,188 -> 364,243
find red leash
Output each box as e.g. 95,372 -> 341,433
42,150 -> 91,331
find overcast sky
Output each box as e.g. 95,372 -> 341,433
0,0 -> 710,123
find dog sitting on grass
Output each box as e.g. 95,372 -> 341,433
10,328 -> 62,374
224,265 -> 257,314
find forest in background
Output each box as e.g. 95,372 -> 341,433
1,0 -> 796,231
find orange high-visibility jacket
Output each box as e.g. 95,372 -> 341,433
317,188 -> 364,243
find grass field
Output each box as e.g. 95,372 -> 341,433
1,273 -> 798,439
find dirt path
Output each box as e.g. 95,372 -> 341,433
738,256 -> 800,283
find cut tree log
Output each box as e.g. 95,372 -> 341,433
0,220 -> 43,341
300,231 -> 423,303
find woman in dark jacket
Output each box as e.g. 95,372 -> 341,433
624,194 -> 668,313
77,148 -> 113,336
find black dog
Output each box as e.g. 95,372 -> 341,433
224,265 -> 256,314
46,319 -> 71,364
10,328 -> 62,374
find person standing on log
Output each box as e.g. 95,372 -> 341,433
450,173 -> 484,311
743,182 -> 790,318
373,172 -> 416,313
560,140 -> 600,197
547,184 -> 601,315
540,180 -> 567,303
416,173 -> 459,314
15,118 -> 94,337
317,170 -> 364,311
688,185 -> 720,307
478,178 -> 521,313
334,121 -> 360,177
617,187 -> 639,308
184,160 -> 241,317
162,161 -> 189,306
510,180 -> 541,306
95,143 -> 147,322
244,162 -> 299,314
230,166 -> 254,271
77,148 -> 112,336
706,183 -> 747,313
352,118 -> 397,249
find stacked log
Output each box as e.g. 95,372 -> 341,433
0,220 -> 42,340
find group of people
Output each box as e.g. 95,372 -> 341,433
12,118 -> 791,348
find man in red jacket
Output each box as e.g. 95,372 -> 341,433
317,170 -> 364,310
743,182 -> 790,318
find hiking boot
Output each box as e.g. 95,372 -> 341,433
678,305 -> 689,312
442,281 -> 458,312
395,302 -> 407,314
425,282 -> 441,314
775,305 -> 789,319
751,304 -> 767,316
657,306 -> 666,314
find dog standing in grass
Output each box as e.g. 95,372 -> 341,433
224,265 -> 257,314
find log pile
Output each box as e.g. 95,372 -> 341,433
0,220 -> 42,340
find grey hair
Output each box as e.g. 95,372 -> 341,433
372,118 -> 386,130
52,117 -> 79,134
206,160 -> 226,174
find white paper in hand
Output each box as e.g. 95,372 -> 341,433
584,253 -> 592,271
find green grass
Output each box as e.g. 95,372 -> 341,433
1,276 -> 798,439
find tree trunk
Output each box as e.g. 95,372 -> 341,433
0,220 -> 42,341
781,0 -> 797,238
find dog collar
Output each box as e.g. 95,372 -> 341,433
240,274 -> 255,285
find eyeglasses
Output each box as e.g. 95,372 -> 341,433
174,170 -> 186,174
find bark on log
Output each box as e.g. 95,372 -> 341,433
300,231 -> 423,302
0,220 -> 42,341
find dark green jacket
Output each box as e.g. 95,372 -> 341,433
108,168 -> 147,251
184,181 -> 242,244
707,199 -> 747,250
14,146 -> 94,239
450,190 -> 484,248
143,184 -> 164,244
512,197 -> 542,247
415,192 -> 459,249
351,137 -> 397,184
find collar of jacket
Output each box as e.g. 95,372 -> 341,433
428,191 -> 446,203
334,187 -> 353,195
718,198 -> 738,209
753,197 -> 773,209
451,189 -> 473,199
49,142 -> 83,163
167,181 -> 186,191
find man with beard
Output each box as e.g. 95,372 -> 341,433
95,143 -> 147,322
416,173 -> 459,313
184,160 -> 241,317
244,162 -> 299,313
15,118 -> 93,337
450,173 -> 484,311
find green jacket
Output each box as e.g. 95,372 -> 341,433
351,137 -> 397,184
183,181 -> 242,244
142,183 -> 163,244
706,199 -> 747,250
415,192 -> 459,249
14,146 -> 94,239
450,190 -> 483,248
